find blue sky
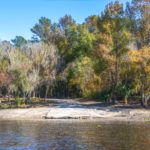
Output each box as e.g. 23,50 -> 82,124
0,0 -> 130,41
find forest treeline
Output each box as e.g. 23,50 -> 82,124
0,0 -> 149,106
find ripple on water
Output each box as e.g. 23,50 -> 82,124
0,120 -> 150,150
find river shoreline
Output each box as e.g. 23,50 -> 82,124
0,107 -> 150,122
0,99 -> 150,122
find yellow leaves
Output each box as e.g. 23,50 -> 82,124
146,66 -> 150,73
121,30 -> 131,41
81,56 -> 91,65
67,56 -> 101,96
128,47 -> 150,63
141,47 -> 150,61
127,47 -> 150,94
99,33 -> 113,46
128,50 -> 141,62
103,22 -> 112,33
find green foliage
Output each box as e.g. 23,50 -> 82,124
15,97 -> 24,107
99,90 -> 113,102
11,36 -> 27,47
117,83 -> 135,99
0,0 -> 149,107
90,89 -> 112,102
65,56 -> 101,97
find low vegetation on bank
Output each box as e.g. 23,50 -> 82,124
0,97 -> 56,109
0,0 -> 150,108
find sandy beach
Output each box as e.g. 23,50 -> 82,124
0,99 -> 150,122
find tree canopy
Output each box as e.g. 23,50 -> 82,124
0,0 -> 150,107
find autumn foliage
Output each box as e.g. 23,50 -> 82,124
0,0 -> 149,107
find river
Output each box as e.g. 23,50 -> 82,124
0,120 -> 150,150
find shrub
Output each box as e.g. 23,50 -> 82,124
15,97 -> 24,107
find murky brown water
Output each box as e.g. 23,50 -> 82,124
0,120 -> 150,150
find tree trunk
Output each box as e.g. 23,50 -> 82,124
45,84 -> 50,101
0,88 -> 2,103
124,96 -> 128,105
32,91 -> 35,98
25,92 -> 31,105
144,99 -> 148,108
142,94 -> 150,108
141,76 -> 147,107
7,89 -> 10,103
23,92 -> 26,104
141,99 -> 148,108
112,56 -> 119,104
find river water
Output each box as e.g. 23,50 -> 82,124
0,120 -> 150,150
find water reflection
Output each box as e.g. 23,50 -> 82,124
0,120 -> 150,150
